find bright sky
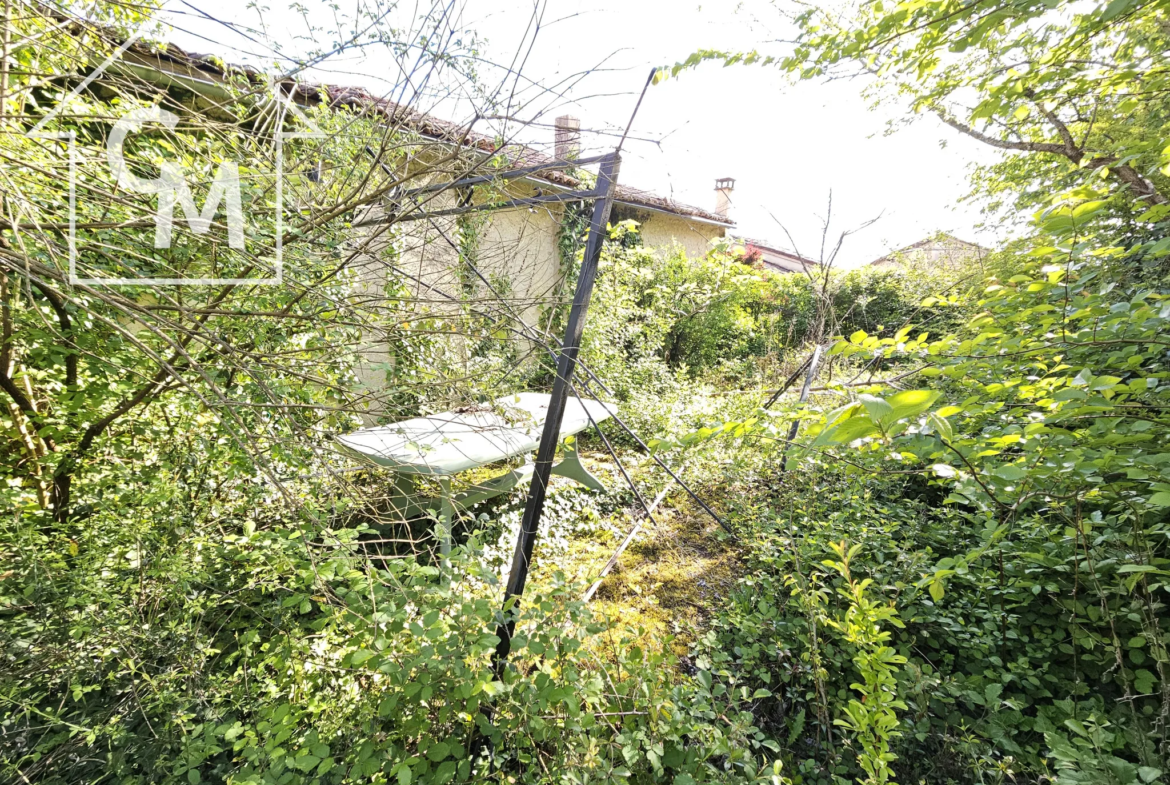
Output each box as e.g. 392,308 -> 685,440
163,0 -> 1007,267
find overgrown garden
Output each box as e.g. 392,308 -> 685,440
2,0 -> 1170,782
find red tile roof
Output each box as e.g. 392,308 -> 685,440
734,236 -> 820,272
133,38 -> 733,226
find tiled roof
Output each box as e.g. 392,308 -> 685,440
612,186 -> 731,225
870,233 -> 988,265
733,236 -> 820,272
129,38 -> 733,226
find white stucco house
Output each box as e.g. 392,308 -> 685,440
82,37 -> 740,413
343,109 -> 738,319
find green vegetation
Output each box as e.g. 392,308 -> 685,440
3,0 -> 1170,782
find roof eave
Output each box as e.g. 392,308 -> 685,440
613,199 -> 734,228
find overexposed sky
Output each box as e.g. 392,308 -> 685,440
163,0 -> 1006,266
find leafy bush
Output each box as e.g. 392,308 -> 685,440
576,226 -> 983,452
653,217 -> 1170,783
585,227 -> 981,382
1,480 -> 788,783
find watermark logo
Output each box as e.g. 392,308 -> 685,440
27,15 -> 323,286
107,105 -> 246,250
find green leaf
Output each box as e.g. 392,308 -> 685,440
1138,767 -> 1162,783
1072,199 -> 1108,218
824,402 -> 864,427
1149,492 -> 1170,507
929,412 -> 954,441
815,415 -> 880,446
993,465 -> 1027,482
435,761 -> 458,784
294,755 -> 321,772
858,394 -> 894,423
1046,731 -> 1081,763
1101,0 -> 1135,20
1090,375 -> 1122,391
882,389 -> 942,426
1135,669 -> 1157,693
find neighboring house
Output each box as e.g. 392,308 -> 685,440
871,233 -> 989,270
731,236 -> 820,275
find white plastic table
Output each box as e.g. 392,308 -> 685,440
336,393 -> 616,556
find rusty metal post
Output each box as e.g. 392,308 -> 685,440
492,151 -> 620,673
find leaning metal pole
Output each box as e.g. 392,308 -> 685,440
492,151 -> 621,673
779,344 -> 825,471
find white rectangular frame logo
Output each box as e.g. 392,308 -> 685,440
26,13 -> 324,286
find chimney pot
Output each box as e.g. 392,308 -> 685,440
715,177 -> 735,220
555,115 -> 581,162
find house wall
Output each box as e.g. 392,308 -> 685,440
354,183 -> 564,316
470,202 -> 564,322
365,191 -> 724,329
348,184 -> 565,420
614,206 -> 726,258
351,184 -> 724,420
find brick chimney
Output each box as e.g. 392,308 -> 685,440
715,177 -> 735,220
555,115 -> 581,161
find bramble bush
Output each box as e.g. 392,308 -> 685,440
585,226 -> 978,383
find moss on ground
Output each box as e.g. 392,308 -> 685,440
484,450 -> 742,663
584,492 -> 741,658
